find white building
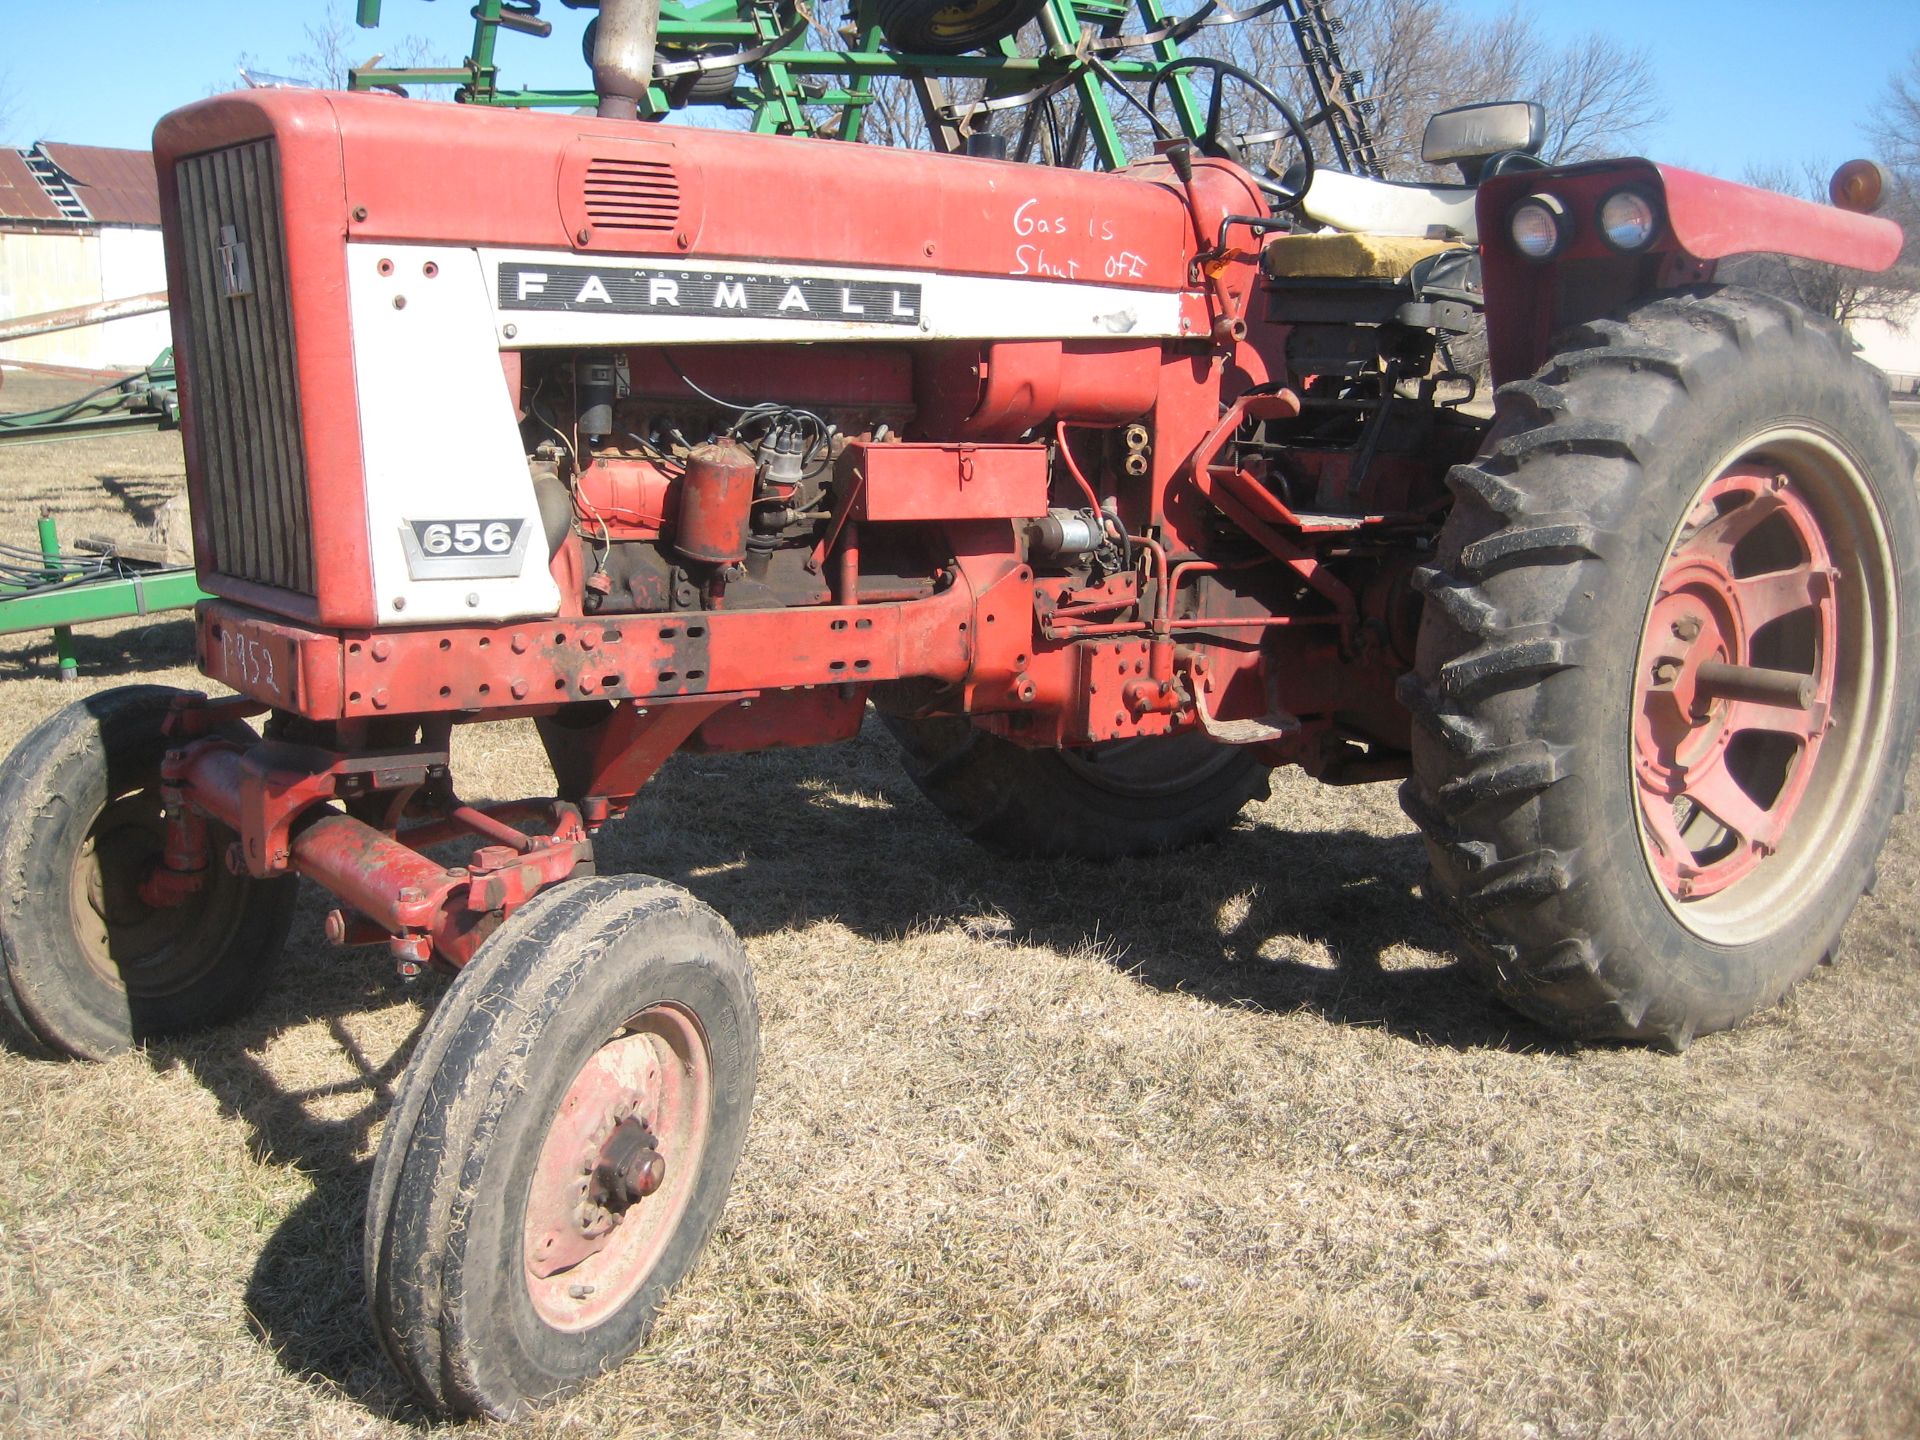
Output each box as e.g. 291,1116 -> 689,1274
1852,315 -> 1920,398
0,142 -> 171,373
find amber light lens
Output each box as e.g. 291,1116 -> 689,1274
1829,159 -> 1889,214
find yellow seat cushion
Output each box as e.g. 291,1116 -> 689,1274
1261,232 -> 1461,281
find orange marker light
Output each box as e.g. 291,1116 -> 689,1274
1829,159 -> 1889,215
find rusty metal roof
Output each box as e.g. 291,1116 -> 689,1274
37,144 -> 161,226
0,147 -> 65,224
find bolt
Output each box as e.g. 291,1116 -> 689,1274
392,596 -> 407,612
511,679 -> 528,700
352,205 -> 368,222
577,227 -> 592,245
371,689 -> 390,710
1652,659 -> 1681,686
923,240 -> 936,256
466,592 -> 479,607
580,632 -> 598,651
624,1149 -> 666,1198
376,258 -> 394,277
423,260 -> 438,278
324,909 -> 348,945
370,638 -> 393,662
392,295 -> 407,310
568,1283 -> 596,1300
502,323 -> 518,339
511,633 -> 529,654
398,886 -> 425,904
1671,615 -> 1702,643
675,231 -> 691,249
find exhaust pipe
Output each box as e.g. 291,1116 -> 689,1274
593,0 -> 664,121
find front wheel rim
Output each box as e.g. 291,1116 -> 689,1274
522,1002 -> 713,1332
1631,429 -> 1899,943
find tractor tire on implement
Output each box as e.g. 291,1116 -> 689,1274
365,875 -> 758,1419
885,715 -> 1271,859
1402,287 -> 1920,1049
0,685 -> 297,1060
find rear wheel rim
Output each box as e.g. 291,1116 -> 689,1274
522,1002 -> 712,1332
69,785 -> 244,997
1631,429 -> 1898,942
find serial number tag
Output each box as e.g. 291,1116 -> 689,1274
399,517 -> 530,580
210,622 -> 296,704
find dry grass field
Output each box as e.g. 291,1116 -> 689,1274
0,374 -> 1917,1438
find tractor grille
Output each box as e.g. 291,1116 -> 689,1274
581,155 -> 681,234
174,140 -> 314,595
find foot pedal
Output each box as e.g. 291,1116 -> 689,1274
1193,677 -> 1299,745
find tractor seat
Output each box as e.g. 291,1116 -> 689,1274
1260,234 -> 1484,357
1294,168 -> 1480,243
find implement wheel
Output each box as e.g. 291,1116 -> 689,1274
0,685 -> 296,1060
365,875 -> 758,1418
885,714 -> 1270,859
874,0 -> 1047,54
1401,287 -> 1920,1048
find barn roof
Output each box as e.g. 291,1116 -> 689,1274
0,143 -> 161,228
38,143 -> 162,227
0,148 -> 65,224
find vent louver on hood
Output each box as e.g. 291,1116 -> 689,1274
581,155 -> 680,233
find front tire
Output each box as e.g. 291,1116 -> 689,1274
1401,288 -> 1920,1048
365,875 -> 759,1418
0,685 -> 297,1059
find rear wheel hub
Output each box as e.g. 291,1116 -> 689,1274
1633,464 -> 1839,899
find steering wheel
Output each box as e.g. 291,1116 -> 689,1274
1147,57 -> 1317,209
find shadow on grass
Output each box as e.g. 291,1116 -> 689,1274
152,719 -> 1556,1418
147,917 -> 447,1426
0,616 -> 197,681
597,726 -> 1564,1056
94,472 -> 175,527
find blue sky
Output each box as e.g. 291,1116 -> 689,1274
3,0 -> 1916,181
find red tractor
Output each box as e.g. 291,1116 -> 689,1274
0,6 -> 1912,1417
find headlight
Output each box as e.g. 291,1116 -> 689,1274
1509,195 -> 1569,260
1599,188 -> 1661,251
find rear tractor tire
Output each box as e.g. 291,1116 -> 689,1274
885,715 -> 1271,859
365,875 -> 759,1419
0,685 -> 297,1060
1402,287 -> 1920,1048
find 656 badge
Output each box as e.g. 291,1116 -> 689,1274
398,517 -> 530,580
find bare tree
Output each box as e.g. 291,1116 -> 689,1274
0,65 -> 19,145
1204,0 -> 1663,178
1723,161 -> 1920,329
1867,45 -> 1920,177
905,0 -> 1668,179
1727,51 -> 1920,332
230,1 -> 448,95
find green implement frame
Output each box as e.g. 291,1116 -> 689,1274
0,352 -> 205,678
348,0 -> 1381,176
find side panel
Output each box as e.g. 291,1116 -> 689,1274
347,242 -> 561,625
